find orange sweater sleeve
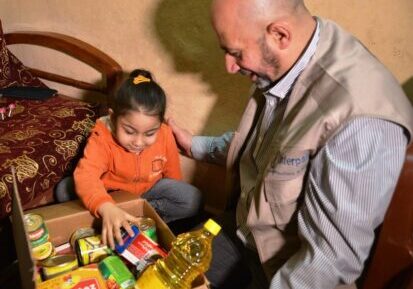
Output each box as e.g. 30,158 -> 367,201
74,129 -> 115,217
163,125 -> 183,180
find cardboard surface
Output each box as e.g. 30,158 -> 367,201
12,188 -> 208,289
11,168 -> 36,289
26,191 -> 175,249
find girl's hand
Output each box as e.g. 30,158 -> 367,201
97,202 -> 141,250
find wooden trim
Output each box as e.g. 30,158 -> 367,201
4,31 -> 122,97
29,68 -> 103,92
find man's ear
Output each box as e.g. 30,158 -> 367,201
266,22 -> 291,50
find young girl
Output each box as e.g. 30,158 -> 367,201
61,69 -> 202,249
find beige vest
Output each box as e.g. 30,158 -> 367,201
225,18 -> 413,277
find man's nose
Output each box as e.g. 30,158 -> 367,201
225,54 -> 240,74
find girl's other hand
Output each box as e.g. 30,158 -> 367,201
97,202 -> 141,250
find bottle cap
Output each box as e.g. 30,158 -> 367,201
204,219 -> 221,236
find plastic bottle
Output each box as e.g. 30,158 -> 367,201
135,218 -> 221,289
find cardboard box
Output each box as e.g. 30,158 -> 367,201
11,186 -> 209,289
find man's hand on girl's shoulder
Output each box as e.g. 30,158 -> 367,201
167,118 -> 193,157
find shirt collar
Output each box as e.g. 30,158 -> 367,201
265,19 -> 320,99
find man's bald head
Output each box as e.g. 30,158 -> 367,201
240,0 -> 305,18
211,0 -> 315,84
212,0 -> 307,30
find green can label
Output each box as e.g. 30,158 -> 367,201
136,217 -> 157,243
98,256 -> 135,289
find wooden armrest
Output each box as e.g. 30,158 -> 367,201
4,31 -> 122,96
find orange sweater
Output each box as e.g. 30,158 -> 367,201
74,117 -> 182,216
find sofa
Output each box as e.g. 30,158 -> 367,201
0,19 -> 122,219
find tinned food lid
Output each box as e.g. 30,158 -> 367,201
23,213 -> 44,233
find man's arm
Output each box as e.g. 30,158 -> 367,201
167,118 -> 233,165
270,117 -> 408,289
191,133 -> 233,165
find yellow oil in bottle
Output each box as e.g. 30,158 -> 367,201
135,219 -> 221,289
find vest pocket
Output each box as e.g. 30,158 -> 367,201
263,149 -> 309,229
264,177 -> 303,230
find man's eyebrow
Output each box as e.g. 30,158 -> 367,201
221,46 -> 240,55
220,45 -> 230,52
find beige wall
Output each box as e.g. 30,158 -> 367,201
1,0 -> 412,212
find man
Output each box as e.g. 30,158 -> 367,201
168,0 -> 413,288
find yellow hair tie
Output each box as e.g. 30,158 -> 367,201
133,75 -> 151,85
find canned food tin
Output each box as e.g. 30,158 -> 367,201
115,225 -> 140,254
24,213 -> 48,242
136,217 -> 157,243
30,230 -> 49,248
119,232 -> 167,277
69,227 -> 96,249
76,235 -> 112,266
41,254 -> 79,280
32,241 -> 55,261
98,256 -> 135,289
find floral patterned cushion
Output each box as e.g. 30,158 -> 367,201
0,20 -> 46,88
0,96 -> 100,218
0,20 -> 102,219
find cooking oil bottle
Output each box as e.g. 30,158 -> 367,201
135,218 -> 221,289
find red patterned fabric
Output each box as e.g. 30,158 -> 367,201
0,96 -> 100,218
0,20 -> 46,88
0,21 -> 103,219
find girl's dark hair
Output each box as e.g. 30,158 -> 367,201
112,69 -> 166,122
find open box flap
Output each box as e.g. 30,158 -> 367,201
10,167 -> 36,289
